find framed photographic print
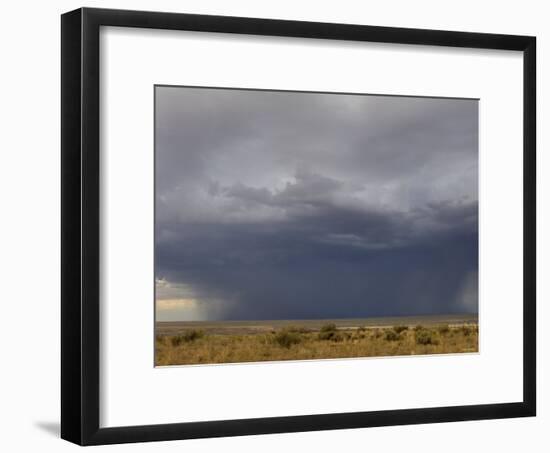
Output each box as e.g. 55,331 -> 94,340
61,7 -> 536,445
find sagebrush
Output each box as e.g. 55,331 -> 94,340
155,324 -> 478,365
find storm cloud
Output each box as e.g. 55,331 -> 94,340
155,86 -> 478,321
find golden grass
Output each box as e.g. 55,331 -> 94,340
155,323 -> 478,366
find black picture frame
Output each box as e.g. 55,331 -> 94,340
61,7 -> 536,446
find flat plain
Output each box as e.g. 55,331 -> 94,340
155,314 -> 478,366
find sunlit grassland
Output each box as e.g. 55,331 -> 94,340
155,323 -> 478,366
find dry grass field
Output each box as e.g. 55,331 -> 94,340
155,317 -> 478,366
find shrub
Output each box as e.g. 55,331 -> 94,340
170,335 -> 183,347
415,329 -> 438,345
354,328 -> 366,339
460,325 -> 472,336
183,329 -> 204,342
437,324 -> 450,335
318,330 -> 338,341
393,325 -> 408,334
155,334 -> 165,344
274,329 -> 302,348
318,328 -> 348,342
320,323 -> 337,333
285,325 -> 311,334
170,329 -> 204,346
414,325 -> 424,332
318,323 -> 345,341
384,330 -> 400,341
373,329 -> 383,339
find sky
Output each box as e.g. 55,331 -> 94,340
155,86 -> 478,322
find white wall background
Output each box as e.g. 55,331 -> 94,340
0,0 -> 547,451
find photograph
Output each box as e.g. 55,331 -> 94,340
154,86 -> 479,366
56,5 -> 537,447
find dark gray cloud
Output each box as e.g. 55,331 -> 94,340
155,86 -> 478,321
